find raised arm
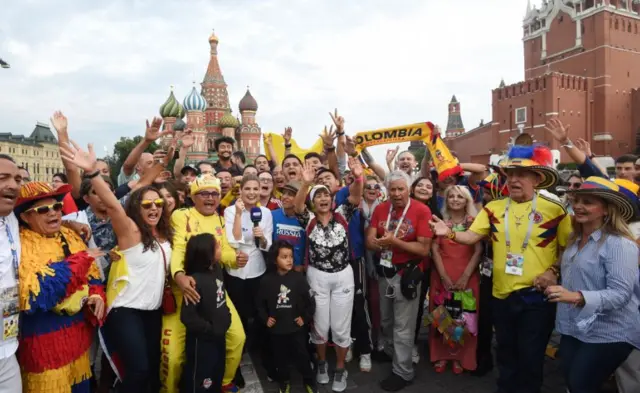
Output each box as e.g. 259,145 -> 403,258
172,130 -> 195,180
346,156 -> 364,207
51,111 -> 83,199
60,141 -> 138,250
430,215 -> 484,245
321,125 -> 339,179
330,109 -> 347,177
361,148 -> 387,181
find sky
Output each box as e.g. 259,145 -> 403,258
0,0 -> 528,164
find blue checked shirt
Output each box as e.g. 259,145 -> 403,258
556,230 -> 640,349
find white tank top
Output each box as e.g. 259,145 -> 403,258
112,241 -> 172,310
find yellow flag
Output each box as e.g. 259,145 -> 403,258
264,133 -> 324,165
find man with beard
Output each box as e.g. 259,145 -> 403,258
168,175 -> 247,393
431,143 -> 571,393
315,166 -> 373,372
213,137 -> 242,177
0,154 -> 22,392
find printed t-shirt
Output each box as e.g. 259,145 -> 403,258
369,199 -> 433,265
469,193 -> 571,299
271,209 -> 306,266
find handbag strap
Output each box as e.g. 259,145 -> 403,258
156,240 -> 168,279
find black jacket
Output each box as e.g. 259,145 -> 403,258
256,270 -> 315,335
180,268 -> 231,338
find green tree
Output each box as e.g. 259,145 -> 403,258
104,136 -> 159,182
412,148 -> 426,166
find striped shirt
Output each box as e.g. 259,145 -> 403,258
556,230 -> 640,349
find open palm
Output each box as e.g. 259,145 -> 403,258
59,141 -> 97,173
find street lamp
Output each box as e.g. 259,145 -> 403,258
0,58 -> 9,69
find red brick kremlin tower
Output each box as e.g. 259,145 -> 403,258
445,95 -> 465,138
447,0 -> 640,163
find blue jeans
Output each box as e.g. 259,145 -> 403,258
559,335 -> 633,393
106,307 -> 162,393
492,291 -> 555,393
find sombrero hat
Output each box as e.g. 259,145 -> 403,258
500,141 -> 559,189
14,182 -> 72,215
568,176 -> 636,222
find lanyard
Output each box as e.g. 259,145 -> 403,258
3,218 -> 18,281
385,199 -> 411,238
504,194 -> 537,253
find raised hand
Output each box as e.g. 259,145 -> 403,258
263,133 -> 273,147
301,162 -> 316,185
545,118 -> 570,144
180,129 -> 195,149
235,199 -> 245,214
343,135 -> 357,157
320,125 -> 336,149
59,140 -> 97,173
329,108 -> 345,133
50,111 -> 68,133
282,127 -> 293,144
348,156 -> 363,178
144,117 -> 171,143
575,138 -> 592,157
386,146 -> 399,166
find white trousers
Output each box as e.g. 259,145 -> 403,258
307,265 -> 354,348
616,349 -> 640,393
0,354 -> 21,393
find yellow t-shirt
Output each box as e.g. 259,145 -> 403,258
170,207 -> 237,278
469,193 -> 571,299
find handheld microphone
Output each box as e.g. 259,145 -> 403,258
250,207 -> 263,247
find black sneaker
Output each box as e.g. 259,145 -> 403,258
380,373 -> 411,392
278,382 -> 291,393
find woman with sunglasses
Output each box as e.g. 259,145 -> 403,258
14,181 -> 105,393
61,142 -> 174,393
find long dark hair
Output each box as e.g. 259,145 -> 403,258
125,185 -> 173,252
411,176 -> 442,219
184,233 -> 217,275
268,239 -> 295,272
158,181 -> 181,213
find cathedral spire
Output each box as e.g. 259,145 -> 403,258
201,29 -> 231,140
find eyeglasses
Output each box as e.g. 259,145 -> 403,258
26,202 -> 64,215
140,199 -> 165,209
568,182 -> 582,189
195,191 -> 220,199
365,184 -> 381,190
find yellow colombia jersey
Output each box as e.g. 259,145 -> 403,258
469,193 -> 572,299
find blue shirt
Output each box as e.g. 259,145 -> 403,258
272,208 -> 306,266
577,156 -> 608,179
335,186 -> 364,259
556,230 -> 640,349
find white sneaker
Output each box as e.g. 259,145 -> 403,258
332,369 -> 348,392
316,361 -> 330,384
359,354 -> 372,372
412,345 -> 420,364
345,346 -> 353,363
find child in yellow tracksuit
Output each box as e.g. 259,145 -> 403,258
161,175 -> 245,393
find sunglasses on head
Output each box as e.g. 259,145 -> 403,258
365,184 -> 380,190
27,202 -> 64,215
140,198 -> 165,209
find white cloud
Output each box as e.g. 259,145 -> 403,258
0,0 -> 529,166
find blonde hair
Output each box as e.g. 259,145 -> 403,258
568,198 -> 635,247
441,185 -> 478,220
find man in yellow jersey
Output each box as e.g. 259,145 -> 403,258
431,142 -> 571,393
161,174 -> 246,393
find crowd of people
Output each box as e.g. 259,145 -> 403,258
0,109 -> 638,393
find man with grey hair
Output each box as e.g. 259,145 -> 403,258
366,170 -> 433,391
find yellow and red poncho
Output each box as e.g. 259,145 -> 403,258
18,227 -> 105,393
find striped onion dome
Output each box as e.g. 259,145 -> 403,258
219,110 -> 239,128
183,84 -> 207,112
159,88 -> 184,118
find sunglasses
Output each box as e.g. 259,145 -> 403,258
365,184 -> 381,190
195,191 -> 220,199
26,202 -> 64,215
568,182 -> 582,189
140,199 -> 165,209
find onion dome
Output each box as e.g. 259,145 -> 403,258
177,102 -> 185,119
173,118 -> 186,132
159,87 -> 183,118
209,29 -> 219,44
183,83 -> 207,112
219,110 -> 239,128
239,87 -> 258,112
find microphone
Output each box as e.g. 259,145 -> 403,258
250,207 -> 263,247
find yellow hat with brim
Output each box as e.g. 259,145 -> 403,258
568,176 -> 636,222
189,174 -> 221,196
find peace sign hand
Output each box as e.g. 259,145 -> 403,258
329,108 -> 345,132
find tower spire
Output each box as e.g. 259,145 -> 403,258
201,29 -> 231,142
445,94 -> 465,138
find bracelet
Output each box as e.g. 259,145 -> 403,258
325,146 -> 336,152
447,230 -> 456,240
354,176 -> 364,183
284,144 -> 292,149
86,170 -> 101,179
547,265 -> 561,279
336,132 -> 345,137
